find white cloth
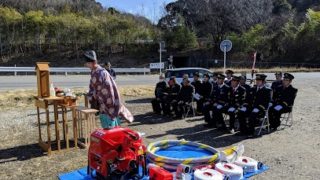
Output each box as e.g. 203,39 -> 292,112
217,104 -> 223,110
228,107 -> 236,112
274,105 -> 283,111
252,108 -> 259,113
193,93 -> 201,100
240,107 -> 247,112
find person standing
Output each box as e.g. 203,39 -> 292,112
269,73 -> 298,130
104,62 -> 116,80
84,50 -> 133,128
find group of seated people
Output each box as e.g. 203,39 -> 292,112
151,70 -> 298,137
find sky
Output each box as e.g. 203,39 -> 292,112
96,0 -> 176,23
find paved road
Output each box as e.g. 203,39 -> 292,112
0,72 -> 318,91
0,75 -> 159,91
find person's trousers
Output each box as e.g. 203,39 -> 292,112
196,99 -> 204,113
151,99 -> 161,114
99,114 -> 121,129
203,103 -> 212,124
212,106 -> 227,128
238,109 -> 264,135
227,111 -> 236,129
269,105 -> 291,128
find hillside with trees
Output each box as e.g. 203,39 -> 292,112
0,0 -> 159,67
159,0 -> 320,66
0,0 -> 320,67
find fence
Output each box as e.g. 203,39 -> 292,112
0,66 -> 150,76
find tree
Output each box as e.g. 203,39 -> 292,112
164,26 -> 198,50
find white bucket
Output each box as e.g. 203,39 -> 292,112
194,169 -> 225,180
215,163 -> 243,180
234,156 -> 259,173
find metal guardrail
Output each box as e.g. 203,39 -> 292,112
0,66 -> 150,76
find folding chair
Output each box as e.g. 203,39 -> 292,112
280,91 -> 297,129
257,104 -> 272,136
280,110 -> 293,129
183,97 -> 196,118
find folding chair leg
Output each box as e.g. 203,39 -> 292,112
257,118 -> 265,136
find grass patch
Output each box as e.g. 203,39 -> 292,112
0,85 -> 154,109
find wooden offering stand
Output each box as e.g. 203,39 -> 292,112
34,62 -> 77,155
34,62 -> 99,155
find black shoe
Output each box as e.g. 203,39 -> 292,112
247,134 -> 254,138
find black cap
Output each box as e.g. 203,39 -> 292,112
217,73 -> 226,79
225,69 -> 234,75
84,50 -> 97,62
283,73 -> 294,80
193,72 -> 200,77
203,73 -> 210,78
275,72 -> 282,76
255,74 -> 267,81
231,75 -> 241,81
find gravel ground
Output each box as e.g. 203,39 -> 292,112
0,73 -> 320,179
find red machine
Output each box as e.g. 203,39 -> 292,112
88,127 -> 146,180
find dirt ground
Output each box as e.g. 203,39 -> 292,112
0,73 -> 320,180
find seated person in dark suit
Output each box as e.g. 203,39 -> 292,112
174,78 -> 195,119
269,73 -> 298,130
240,75 -> 252,93
202,74 -> 215,127
224,69 -> 234,86
238,74 -> 272,137
151,74 -> 168,114
211,74 -> 231,130
226,75 -> 246,133
191,72 -> 203,114
271,72 -> 283,92
163,76 -> 181,116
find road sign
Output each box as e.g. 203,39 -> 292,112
220,40 -> 232,52
220,40 -> 232,73
150,63 -> 164,69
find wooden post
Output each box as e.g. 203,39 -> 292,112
37,107 -> 42,141
45,105 -> 51,155
73,107 -> 78,148
54,102 -> 61,151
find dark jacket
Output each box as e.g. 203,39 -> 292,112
201,81 -> 213,100
272,85 -> 298,109
178,85 -> 195,102
191,80 -> 202,94
154,81 -> 168,99
211,83 -> 231,105
106,68 -> 116,79
228,86 -> 246,108
166,84 -> 181,101
246,85 -> 272,111
271,80 -> 282,91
